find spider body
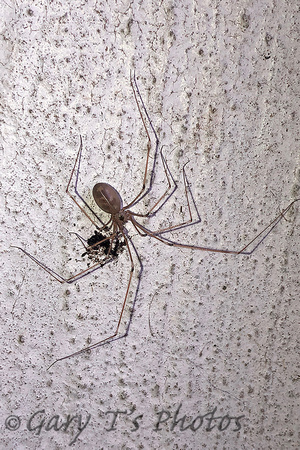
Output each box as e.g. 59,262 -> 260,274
93,182 -> 123,214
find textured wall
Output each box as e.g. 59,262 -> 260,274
1,0 -> 299,448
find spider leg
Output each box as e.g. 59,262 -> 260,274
12,232 -> 118,284
66,136 -> 107,228
99,223 -> 118,258
131,161 -> 201,234
127,74 -> 200,222
47,230 -> 135,368
131,218 -> 148,237
58,220 -> 114,252
69,231 -> 89,249
132,199 -> 299,255
124,72 -> 160,209
237,198 -> 299,254
130,147 -> 176,218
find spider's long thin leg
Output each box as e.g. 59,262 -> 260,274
124,72 -> 160,209
12,233 -> 118,284
47,232 -> 135,368
126,74 -> 192,218
237,198 -> 299,254
70,231 -> 89,249
70,219 -> 113,250
133,199 -> 299,255
66,136 -> 107,228
131,161 -> 201,234
130,148 -> 175,218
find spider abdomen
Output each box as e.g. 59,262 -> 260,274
93,182 -> 123,214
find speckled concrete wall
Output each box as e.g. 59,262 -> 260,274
1,0 -> 299,448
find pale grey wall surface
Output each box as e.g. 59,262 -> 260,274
0,0 -> 299,449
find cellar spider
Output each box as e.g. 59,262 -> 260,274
14,72 -> 299,368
